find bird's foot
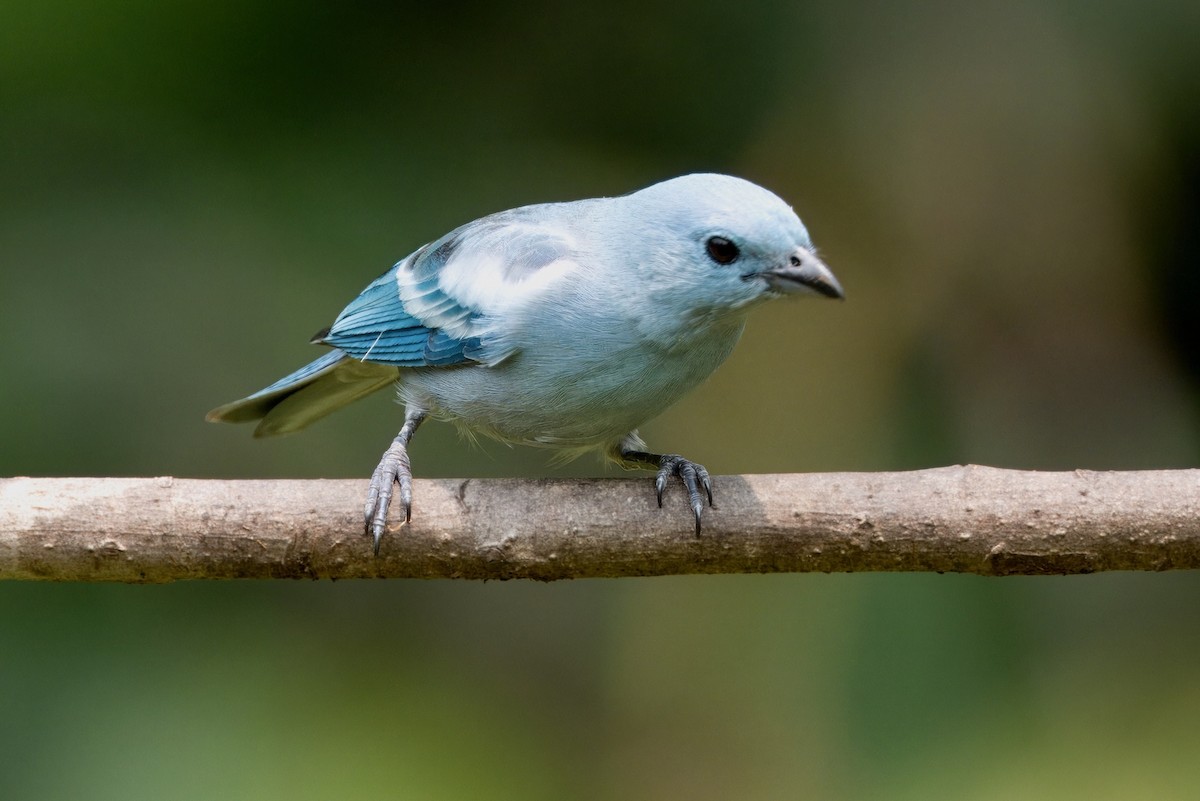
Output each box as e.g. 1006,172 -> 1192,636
364,412 -> 425,555
364,440 -> 413,555
618,441 -> 715,535
654,454 -> 713,536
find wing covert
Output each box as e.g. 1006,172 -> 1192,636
313,226 -> 483,366
317,207 -> 578,368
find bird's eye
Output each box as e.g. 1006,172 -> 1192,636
705,236 -> 740,265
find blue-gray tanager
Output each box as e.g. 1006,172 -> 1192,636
207,173 -> 844,552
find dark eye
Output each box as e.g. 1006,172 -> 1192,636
705,236 -> 740,265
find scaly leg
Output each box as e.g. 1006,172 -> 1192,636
365,408 -> 426,554
619,432 -> 713,536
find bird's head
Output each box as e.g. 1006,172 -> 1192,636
618,173 -> 844,315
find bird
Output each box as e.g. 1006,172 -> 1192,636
207,173 -> 844,553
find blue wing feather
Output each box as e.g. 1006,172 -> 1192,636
244,349 -> 347,400
210,204 -> 575,436
317,244 -> 482,368
316,210 -> 565,368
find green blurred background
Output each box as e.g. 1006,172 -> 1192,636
3,1 -> 1200,798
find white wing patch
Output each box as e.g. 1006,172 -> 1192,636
395,213 -> 580,345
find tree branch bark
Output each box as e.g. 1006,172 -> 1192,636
2,467 -> 1199,582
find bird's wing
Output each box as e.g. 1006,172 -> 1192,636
316,207 -> 579,368
313,260 -> 481,367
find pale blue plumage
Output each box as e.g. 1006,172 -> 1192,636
208,173 -> 844,551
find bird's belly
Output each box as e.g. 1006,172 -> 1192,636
401,327 -> 742,451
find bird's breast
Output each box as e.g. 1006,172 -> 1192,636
400,314 -> 746,450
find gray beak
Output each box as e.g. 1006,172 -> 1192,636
757,247 -> 844,299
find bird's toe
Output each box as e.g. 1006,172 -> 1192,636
655,454 -> 714,536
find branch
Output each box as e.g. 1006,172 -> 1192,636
2,467 -> 1199,582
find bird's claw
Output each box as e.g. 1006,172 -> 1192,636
655,454 -> 713,536
364,442 -> 413,555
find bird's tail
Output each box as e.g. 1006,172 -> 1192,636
205,349 -> 399,437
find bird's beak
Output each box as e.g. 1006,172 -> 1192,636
755,247 -> 844,299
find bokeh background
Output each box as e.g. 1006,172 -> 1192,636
3,1 -> 1200,798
